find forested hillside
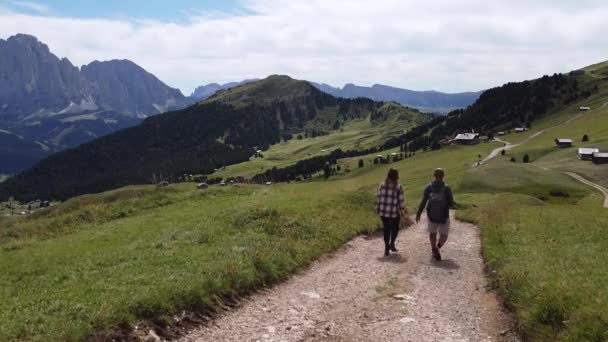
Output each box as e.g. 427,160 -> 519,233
0,76 -> 412,201
421,71 -> 603,147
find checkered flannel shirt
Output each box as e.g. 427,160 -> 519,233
376,183 -> 405,218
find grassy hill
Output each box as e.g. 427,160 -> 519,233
214,102 -> 430,178
0,76 -> 429,202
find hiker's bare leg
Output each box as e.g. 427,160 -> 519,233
438,234 -> 448,249
429,233 -> 437,248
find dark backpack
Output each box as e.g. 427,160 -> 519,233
427,185 -> 448,223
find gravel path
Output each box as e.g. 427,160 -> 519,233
564,172 -> 608,208
178,216 -> 517,342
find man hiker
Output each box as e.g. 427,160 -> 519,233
376,168 -> 406,256
416,168 -> 454,261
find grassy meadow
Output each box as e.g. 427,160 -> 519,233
457,98 -> 608,341
214,105 -> 427,179
0,137 -> 498,341
0,184 -> 378,341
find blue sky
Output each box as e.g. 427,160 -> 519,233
1,0 -> 607,95
3,0 -> 246,20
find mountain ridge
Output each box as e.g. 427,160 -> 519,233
310,82 -> 482,113
0,33 -> 189,173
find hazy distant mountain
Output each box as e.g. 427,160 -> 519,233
310,82 -> 482,113
0,34 -> 188,173
191,79 -> 481,113
189,79 -> 259,101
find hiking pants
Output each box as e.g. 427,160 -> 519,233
381,216 -> 400,247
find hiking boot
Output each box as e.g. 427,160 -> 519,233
384,247 -> 390,257
389,244 -> 398,252
432,247 -> 442,261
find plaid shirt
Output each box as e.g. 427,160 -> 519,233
376,183 -> 405,218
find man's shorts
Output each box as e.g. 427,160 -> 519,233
427,218 -> 450,235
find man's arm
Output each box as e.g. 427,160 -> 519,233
446,186 -> 456,209
416,186 -> 429,221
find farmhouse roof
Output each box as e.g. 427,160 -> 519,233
593,152 -> 608,158
556,139 -> 573,143
578,148 -> 599,154
455,133 -> 479,140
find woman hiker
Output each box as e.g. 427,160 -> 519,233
376,168 -> 406,256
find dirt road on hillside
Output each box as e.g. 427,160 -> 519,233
565,172 -> 608,208
178,216 -> 517,342
481,114 -> 584,165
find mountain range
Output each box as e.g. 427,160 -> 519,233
0,33 -> 481,175
2,56 -> 605,201
0,34 -> 188,173
0,75 -> 429,201
310,83 -> 481,112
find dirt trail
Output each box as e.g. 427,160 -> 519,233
179,216 -> 517,342
481,113 -> 584,165
564,172 -> 608,208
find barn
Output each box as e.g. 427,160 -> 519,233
592,152 -> 608,164
555,139 -> 573,148
454,133 -> 480,145
577,148 -> 599,160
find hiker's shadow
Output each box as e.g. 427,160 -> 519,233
377,254 -> 408,264
430,258 -> 460,270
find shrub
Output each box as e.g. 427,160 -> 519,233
501,150 -> 506,156
523,154 -> 530,163
549,190 -> 570,198
510,157 -> 516,163
582,134 -> 589,142
358,159 -> 364,168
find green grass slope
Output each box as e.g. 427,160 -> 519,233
215,102 -> 429,178
456,67 -> 608,340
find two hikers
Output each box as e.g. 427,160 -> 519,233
376,168 -> 454,261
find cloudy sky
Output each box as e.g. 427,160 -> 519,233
1,0 -> 607,95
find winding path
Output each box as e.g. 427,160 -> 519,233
564,172 -> 608,208
178,216 -> 517,342
481,113 -> 584,165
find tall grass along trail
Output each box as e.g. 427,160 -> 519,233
178,216 -> 518,342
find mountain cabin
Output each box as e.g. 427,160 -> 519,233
454,133 -> 480,145
592,152 -> 608,164
579,106 -> 591,111
514,127 -> 528,133
555,139 -> 573,148
577,148 -> 599,160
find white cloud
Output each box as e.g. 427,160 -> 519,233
1,0 -> 607,95
9,1 -> 49,14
